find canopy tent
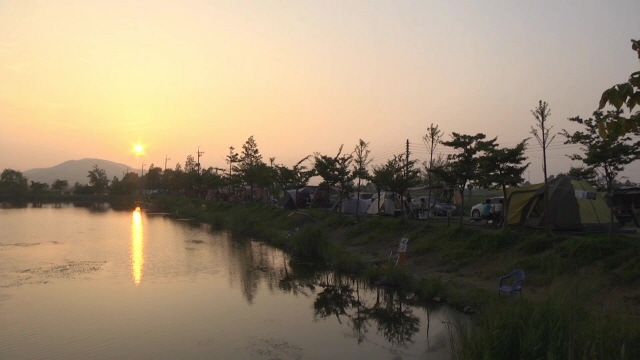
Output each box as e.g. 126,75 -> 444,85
506,176 -> 611,231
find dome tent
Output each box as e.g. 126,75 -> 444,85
506,176 -> 611,231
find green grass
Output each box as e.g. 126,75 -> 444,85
449,283 -> 640,360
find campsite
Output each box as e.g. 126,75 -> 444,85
271,176 -> 635,234
144,193 -> 640,358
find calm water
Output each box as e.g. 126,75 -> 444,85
0,204 -> 458,360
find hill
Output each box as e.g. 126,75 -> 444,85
23,158 -> 139,185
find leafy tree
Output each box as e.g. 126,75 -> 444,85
145,164 -> 162,190
370,163 -> 394,206
477,139 -> 529,228
597,39 -> 640,137
429,157 -> 459,203
440,133 -> 496,225
51,179 -> 69,193
561,110 -> 640,236
87,165 -> 109,194
110,176 -> 123,195
274,156 -> 315,203
557,166 -> 598,188
111,172 -> 139,195
352,139 -> 373,219
234,136 -> 267,201
530,100 -> 555,236
375,153 -> 421,219
202,167 -> 226,199
421,153 -> 454,203
0,169 -> 28,197
226,146 -> 240,197
184,155 -> 197,173
29,181 -> 49,193
422,124 -> 444,220
313,145 -> 354,212
73,181 -> 93,195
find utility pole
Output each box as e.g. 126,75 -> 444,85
165,155 -> 171,171
213,167 -> 224,174
141,162 -> 146,176
404,139 -> 410,218
197,146 -> 204,174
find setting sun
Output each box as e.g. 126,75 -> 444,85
132,143 -> 145,156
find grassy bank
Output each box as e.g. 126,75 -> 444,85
146,196 -> 640,358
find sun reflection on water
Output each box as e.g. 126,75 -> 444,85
131,207 -> 144,285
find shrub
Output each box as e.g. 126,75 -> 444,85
291,226 -> 329,260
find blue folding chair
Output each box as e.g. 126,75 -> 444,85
498,269 -> 525,298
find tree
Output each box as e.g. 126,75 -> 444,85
201,167 -> 226,200
597,39 -> 640,137
184,155 -> 197,173
371,163 -> 394,207
422,154 -> 454,203
313,145 -> 354,212
440,133 -> 496,225
29,181 -> 49,193
376,153 -> 421,219
352,139 -> 373,219
0,169 -> 28,197
561,110 -> 640,236
477,139 -> 530,228
145,165 -> 162,190
87,165 -> 109,194
73,181 -> 93,195
530,101 -> 555,236
51,179 -> 69,193
275,156 -> 316,206
226,146 -> 240,198
422,124 -> 443,220
234,136 -> 266,201
557,166 -> 598,188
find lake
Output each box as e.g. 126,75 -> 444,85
0,204 -> 459,359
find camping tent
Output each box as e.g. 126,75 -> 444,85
506,176 -> 611,231
277,190 -> 298,209
342,197 -> 371,215
310,186 -> 340,209
366,192 -> 401,216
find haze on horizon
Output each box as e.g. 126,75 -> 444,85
1,1 -> 639,184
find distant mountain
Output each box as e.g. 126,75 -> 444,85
23,158 -> 139,185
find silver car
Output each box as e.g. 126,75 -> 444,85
412,196 -> 457,216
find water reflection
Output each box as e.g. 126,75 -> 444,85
280,271 -> 422,348
131,207 -> 144,285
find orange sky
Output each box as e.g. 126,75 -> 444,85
1,1 -> 639,183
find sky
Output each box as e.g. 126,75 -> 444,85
1,0 -> 639,184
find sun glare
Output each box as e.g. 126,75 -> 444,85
132,143 -> 145,156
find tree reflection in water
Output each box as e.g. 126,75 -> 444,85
310,272 -> 421,347
368,287 -> 420,347
221,244 -> 423,349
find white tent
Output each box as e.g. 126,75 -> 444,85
365,192 -> 400,216
342,198 -> 371,215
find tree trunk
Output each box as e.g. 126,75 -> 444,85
502,186 -> 508,230
458,187 -> 465,226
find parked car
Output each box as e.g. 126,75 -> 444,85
412,196 -> 457,216
470,197 -> 504,219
